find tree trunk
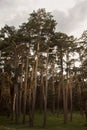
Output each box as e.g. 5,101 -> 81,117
29,65 -> 34,126
39,70 -> 44,113
23,54 -> 29,124
19,62 -> 24,117
57,80 -> 61,116
14,46 -> 19,124
52,64 -> 55,113
69,75 -> 72,121
60,49 -> 66,124
15,83 -> 19,124
43,48 -> 49,128
62,77 -> 66,124
29,42 -> 39,127
11,87 -> 16,121
65,50 -> 69,123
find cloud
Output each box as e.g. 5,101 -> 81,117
0,0 -> 76,28
0,0 -> 33,27
53,0 -> 87,36
0,0 -> 87,37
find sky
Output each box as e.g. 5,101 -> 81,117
0,0 -> 87,38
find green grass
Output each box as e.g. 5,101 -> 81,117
0,112 -> 87,130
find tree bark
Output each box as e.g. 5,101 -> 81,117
60,49 -> 66,124
69,75 -> 72,121
52,64 -> 55,113
65,50 -> 69,122
29,65 -> 34,126
43,48 -> 49,128
23,52 -> 29,124
39,70 -> 44,113
29,42 -> 39,127
19,62 -> 24,117
57,79 -> 61,116
14,46 -> 19,124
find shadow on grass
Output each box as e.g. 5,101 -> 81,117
0,113 -> 87,130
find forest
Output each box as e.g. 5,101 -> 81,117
0,8 -> 87,130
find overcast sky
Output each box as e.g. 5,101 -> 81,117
0,0 -> 87,38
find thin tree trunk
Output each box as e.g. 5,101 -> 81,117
60,49 -> 66,124
19,62 -> 24,117
15,83 -> 19,124
43,48 -> 49,128
23,53 -> 29,124
40,70 -> 44,113
29,42 -> 39,127
52,64 -> 55,113
69,75 -> 72,121
65,50 -> 69,122
29,65 -> 34,126
57,80 -> 61,116
62,77 -> 66,124
14,46 -> 19,124
11,88 -> 16,120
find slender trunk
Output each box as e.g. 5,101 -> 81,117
62,77 -> 66,123
60,49 -> 66,123
18,86 -> 22,117
69,75 -> 72,121
15,83 -> 19,124
14,46 -> 19,124
29,65 -> 34,126
11,88 -> 16,120
19,62 -> 24,117
23,54 -> 29,124
43,48 -> 49,128
65,50 -> 69,122
40,70 -> 44,112
30,42 -> 39,127
57,80 -> 61,116
52,64 -> 55,113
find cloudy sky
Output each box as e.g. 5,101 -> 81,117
0,0 -> 87,37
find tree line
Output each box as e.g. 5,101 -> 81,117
0,8 -> 87,127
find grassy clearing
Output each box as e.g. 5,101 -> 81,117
0,112 -> 87,130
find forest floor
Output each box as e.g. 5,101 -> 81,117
0,112 -> 87,130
